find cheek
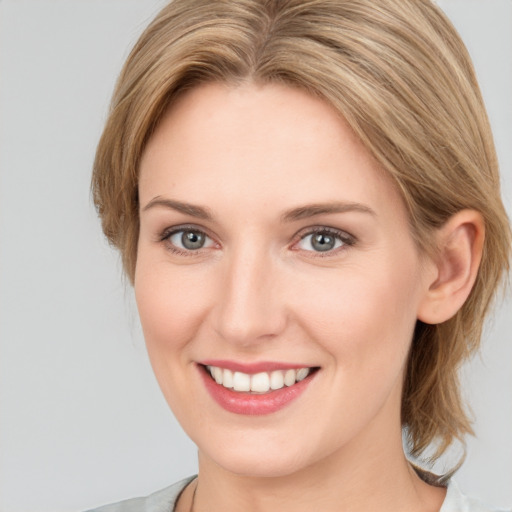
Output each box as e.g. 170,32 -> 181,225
294,259 -> 420,375
133,258 -> 219,420
134,258 -> 213,363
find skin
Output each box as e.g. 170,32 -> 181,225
134,82 -> 472,512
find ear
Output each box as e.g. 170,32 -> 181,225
417,210 -> 485,325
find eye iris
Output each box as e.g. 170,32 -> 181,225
311,233 -> 336,251
182,231 -> 205,250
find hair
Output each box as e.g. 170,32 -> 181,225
92,0 -> 511,474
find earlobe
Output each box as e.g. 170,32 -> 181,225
417,210 -> 485,325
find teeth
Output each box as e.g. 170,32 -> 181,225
223,369 -> 234,388
213,366 -> 223,384
206,365 -> 312,393
250,372 -> 270,393
233,371 -> 251,392
284,369 -> 296,386
296,368 -> 309,381
270,370 -> 284,390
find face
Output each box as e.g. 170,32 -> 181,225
135,82 -> 433,478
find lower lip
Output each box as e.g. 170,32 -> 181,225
199,366 -> 315,415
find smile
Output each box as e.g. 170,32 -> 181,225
205,365 -> 312,393
198,362 -> 318,415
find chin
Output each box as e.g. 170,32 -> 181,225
214,454 -> 308,478
197,435 -> 323,479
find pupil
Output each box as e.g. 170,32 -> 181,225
312,233 -> 335,252
182,231 -> 204,250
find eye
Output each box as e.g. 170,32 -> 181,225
164,227 -> 216,252
296,228 -> 353,253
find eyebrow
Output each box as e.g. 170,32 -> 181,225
142,197 -> 375,222
281,202 -> 376,222
142,197 -> 213,220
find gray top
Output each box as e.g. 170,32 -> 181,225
86,476 -> 509,512
85,477 -> 195,512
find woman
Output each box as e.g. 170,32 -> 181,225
89,0 -> 511,511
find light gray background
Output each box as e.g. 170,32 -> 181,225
0,1 -> 510,511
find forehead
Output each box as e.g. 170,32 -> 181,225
139,81 -> 405,222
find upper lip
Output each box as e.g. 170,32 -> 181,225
199,359 -> 316,374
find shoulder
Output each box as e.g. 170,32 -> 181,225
84,476 -> 196,512
441,480 -> 511,512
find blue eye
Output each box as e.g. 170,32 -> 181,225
297,229 -> 352,253
167,229 -> 215,251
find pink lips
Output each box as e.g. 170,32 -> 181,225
198,360 -> 316,415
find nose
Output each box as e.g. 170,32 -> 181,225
212,245 -> 287,346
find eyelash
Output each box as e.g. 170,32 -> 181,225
158,225 -> 356,257
159,224 -> 216,257
292,226 -> 356,257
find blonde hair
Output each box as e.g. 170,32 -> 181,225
92,0 -> 511,472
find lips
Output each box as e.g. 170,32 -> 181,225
198,361 -> 318,415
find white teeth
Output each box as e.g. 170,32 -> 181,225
206,365 -> 313,393
250,372 -> 270,393
233,371 -> 251,392
223,369 -> 234,388
213,366 -> 223,384
270,370 -> 284,390
284,369 -> 296,386
296,368 -> 309,381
